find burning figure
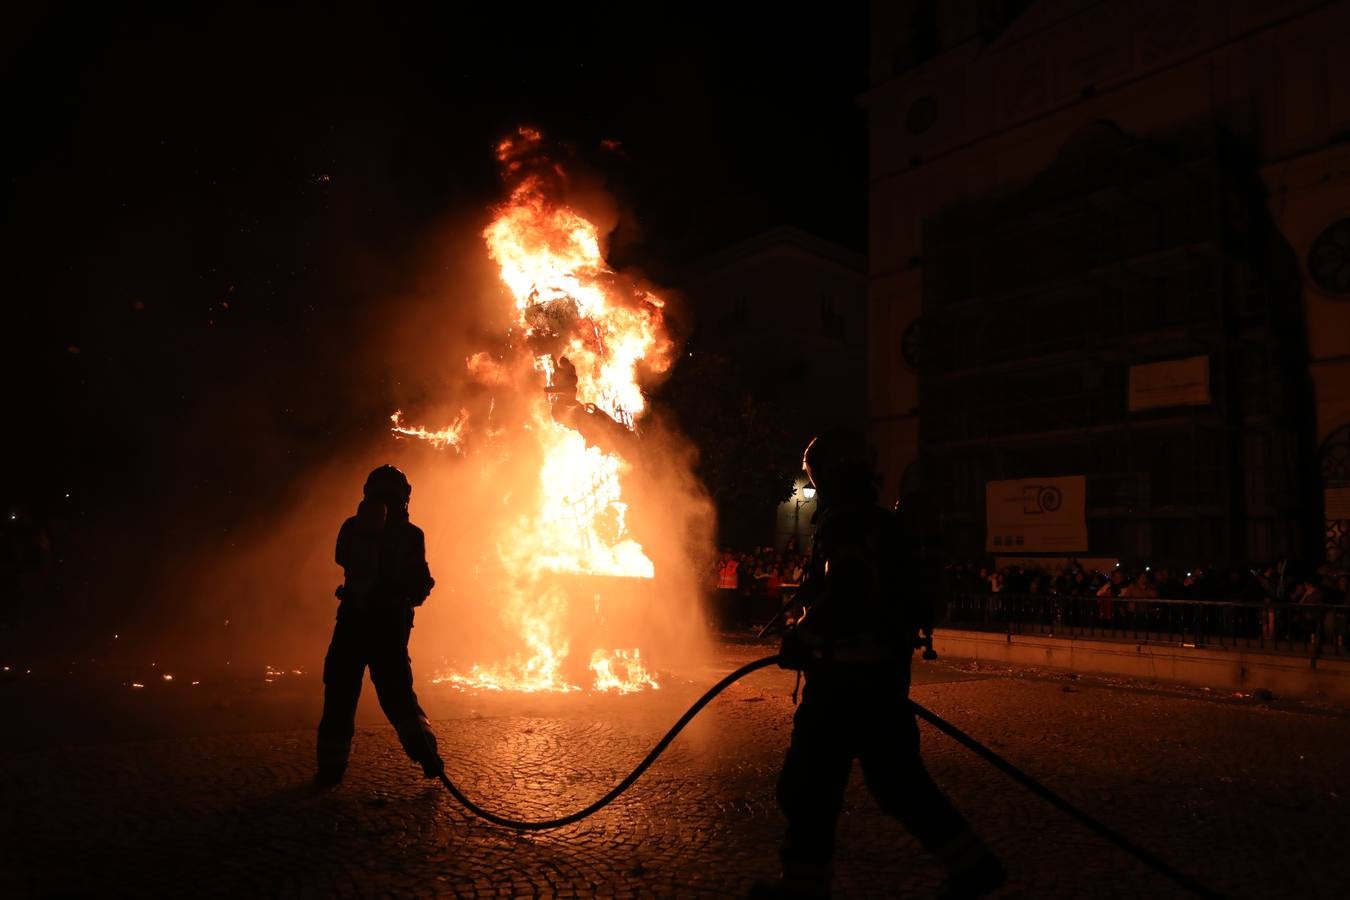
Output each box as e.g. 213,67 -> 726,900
316,465 -> 443,786
395,129 -> 679,692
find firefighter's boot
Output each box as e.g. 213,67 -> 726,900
315,734 -> 351,787
395,714 -> 444,779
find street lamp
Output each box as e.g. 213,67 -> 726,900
792,482 -> 817,548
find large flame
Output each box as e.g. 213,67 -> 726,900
485,128 -> 671,425
390,409 -> 470,451
401,128 -> 672,692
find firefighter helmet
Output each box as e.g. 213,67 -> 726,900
802,428 -> 876,493
364,464 -> 412,503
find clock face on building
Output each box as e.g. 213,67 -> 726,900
901,319 -> 922,370
1308,218 -> 1350,296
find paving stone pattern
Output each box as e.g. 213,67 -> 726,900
2,644 -> 1347,898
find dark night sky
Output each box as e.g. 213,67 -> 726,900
7,6 -> 868,534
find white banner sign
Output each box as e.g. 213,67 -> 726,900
986,476 -> 1088,553
1128,355 -> 1210,412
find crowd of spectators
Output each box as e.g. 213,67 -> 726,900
943,559 -> 1348,606
942,559 -> 1349,649
708,547 -> 1350,649
711,541 -> 810,628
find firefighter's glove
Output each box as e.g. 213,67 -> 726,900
777,627 -> 819,671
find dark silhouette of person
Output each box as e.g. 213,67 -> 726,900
546,355 -> 583,426
752,430 -> 1004,899
316,464 -> 443,786
545,353 -> 635,456
550,355 -> 579,399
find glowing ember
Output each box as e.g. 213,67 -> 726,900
397,129 -> 672,693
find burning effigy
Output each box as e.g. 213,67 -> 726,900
393,129 -> 690,693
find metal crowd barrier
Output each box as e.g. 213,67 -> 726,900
940,592 -> 1349,658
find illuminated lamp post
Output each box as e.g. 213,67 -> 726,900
793,482 -> 817,546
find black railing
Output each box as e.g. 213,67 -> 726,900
940,592 -> 1350,658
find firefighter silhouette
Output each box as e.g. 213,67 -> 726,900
752,430 -> 1004,899
316,465 -> 443,786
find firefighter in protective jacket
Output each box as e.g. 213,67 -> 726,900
753,430 -> 1004,899
316,465 -> 444,786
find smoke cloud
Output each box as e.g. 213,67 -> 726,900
142,136 -> 718,690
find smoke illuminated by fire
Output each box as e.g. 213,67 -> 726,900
397,128 -> 678,692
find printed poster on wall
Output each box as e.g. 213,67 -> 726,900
986,476 -> 1088,553
1128,355 -> 1210,412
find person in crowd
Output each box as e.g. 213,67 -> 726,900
736,552 -> 757,628
1294,576 -> 1326,605
1095,568 -> 1125,623
1153,567 -> 1180,599
1120,571 -> 1158,600
765,564 -> 782,598
714,550 -> 740,629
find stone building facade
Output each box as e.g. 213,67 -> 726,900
865,0 -> 1350,566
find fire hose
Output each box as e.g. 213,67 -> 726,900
428,653 -> 1220,899
432,655 -> 780,830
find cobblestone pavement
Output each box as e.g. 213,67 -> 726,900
2,640 -> 1348,898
